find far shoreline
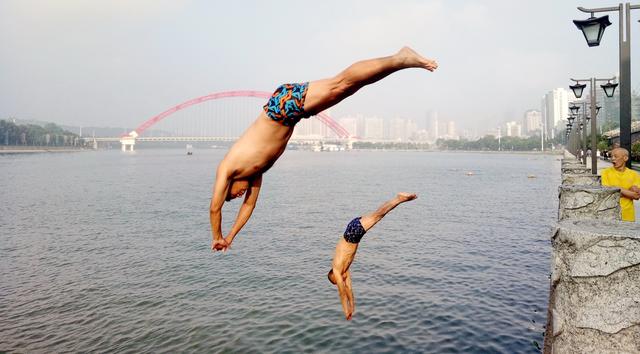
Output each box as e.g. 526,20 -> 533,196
345,149 -> 563,155
0,146 -> 87,154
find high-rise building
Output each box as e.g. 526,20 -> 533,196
311,117 -> 328,137
459,129 -> 476,140
413,129 -> 429,141
354,114 -> 366,138
338,116 -> 358,137
486,127 -> 500,137
293,118 -> 312,136
388,117 -> 406,141
447,121 -> 456,137
523,110 -> 542,135
430,111 -> 439,140
363,117 -> 384,139
292,115 -> 327,138
387,117 -> 417,141
542,88 -> 570,139
407,120 -> 417,140
505,121 -> 522,137
540,97 -> 547,137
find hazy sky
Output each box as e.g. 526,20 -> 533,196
0,0 -> 638,132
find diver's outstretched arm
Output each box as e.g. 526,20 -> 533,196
333,269 -> 354,320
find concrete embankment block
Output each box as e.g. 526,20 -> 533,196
561,164 -> 585,169
545,220 -> 640,353
561,174 -> 601,186
561,161 -> 583,166
558,185 -> 620,221
561,166 -> 591,175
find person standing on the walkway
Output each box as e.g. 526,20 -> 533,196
601,147 -> 640,222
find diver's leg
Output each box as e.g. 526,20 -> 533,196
303,47 -> 437,115
359,193 -> 417,231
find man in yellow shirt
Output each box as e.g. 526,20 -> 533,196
601,147 -> 640,222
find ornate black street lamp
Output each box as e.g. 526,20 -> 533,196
569,105 -> 580,115
570,76 -> 616,173
574,3 -> 640,167
600,81 -> 618,98
569,83 -> 587,98
573,15 -> 612,46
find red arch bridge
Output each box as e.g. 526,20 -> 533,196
85,90 -> 354,151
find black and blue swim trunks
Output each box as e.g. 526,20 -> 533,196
343,217 -> 366,244
263,82 -> 311,127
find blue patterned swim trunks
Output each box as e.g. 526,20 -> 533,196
343,217 -> 366,244
263,82 -> 311,126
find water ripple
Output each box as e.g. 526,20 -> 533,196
0,150 -> 557,353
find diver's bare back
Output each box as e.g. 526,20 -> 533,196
222,112 -> 294,178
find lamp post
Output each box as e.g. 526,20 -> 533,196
566,113 -> 579,157
570,119 -> 581,157
566,122 -> 574,155
569,100 -> 595,164
580,119 -> 586,163
567,115 -> 575,156
574,3 -> 640,168
569,76 -> 616,173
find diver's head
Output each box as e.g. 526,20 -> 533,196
226,179 -> 250,201
327,269 -> 337,285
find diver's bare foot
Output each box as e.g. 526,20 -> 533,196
396,46 -> 438,71
397,192 -> 418,203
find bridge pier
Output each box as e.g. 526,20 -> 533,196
121,142 -> 135,151
120,132 -> 137,152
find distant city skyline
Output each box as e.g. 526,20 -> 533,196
1,0 -> 637,134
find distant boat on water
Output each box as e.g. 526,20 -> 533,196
186,144 -> 193,155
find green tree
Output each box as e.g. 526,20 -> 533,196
0,119 -> 78,146
631,141 -> 640,162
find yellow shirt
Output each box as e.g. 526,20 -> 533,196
601,167 -> 640,222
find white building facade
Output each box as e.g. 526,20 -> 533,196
542,88 -> 570,139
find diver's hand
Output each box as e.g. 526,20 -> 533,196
211,238 -> 229,252
223,234 -> 236,248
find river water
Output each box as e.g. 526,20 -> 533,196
1,149 -> 559,353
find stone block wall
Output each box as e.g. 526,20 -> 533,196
544,153 -> 639,353
545,220 -> 640,353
